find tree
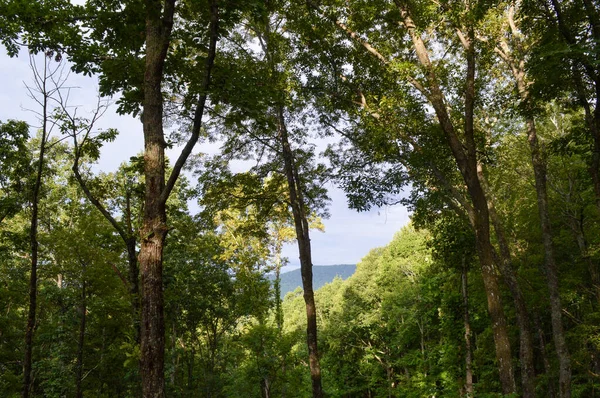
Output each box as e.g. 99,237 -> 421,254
204,4 -> 332,392
290,0 -> 518,392
492,4 -> 572,395
22,54 -> 63,398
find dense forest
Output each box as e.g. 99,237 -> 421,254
1,0 -> 600,396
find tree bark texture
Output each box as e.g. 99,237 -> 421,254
139,0 -> 175,396
277,107 -> 323,398
139,0 -> 218,395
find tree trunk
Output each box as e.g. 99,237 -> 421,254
138,2 -> 218,393
76,267 -> 87,398
22,57 -> 50,398
550,0 -> 600,214
72,159 -> 141,347
535,314 -> 556,398
500,33 -> 572,393
527,118 -> 572,397
478,165 -> 536,397
461,258 -> 474,397
277,107 -> 323,398
139,1 -> 174,396
395,7 -> 516,391
274,242 -> 284,332
127,237 -> 141,345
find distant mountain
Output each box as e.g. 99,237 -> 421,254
272,264 -> 356,298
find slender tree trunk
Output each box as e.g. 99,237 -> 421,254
274,244 -> 288,398
535,314 -> 556,398
576,1 -> 600,214
479,165 -> 537,397
394,5 -> 516,391
72,129 -> 142,349
274,242 -> 284,332
550,0 -> 600,214
461,258 -> 474,397
569,215 -> 600,305
170,318 -> 177,387
22,58 -> 50,398
76,266 -> 87,398
527,118 -> 572,397
472,211 -> 516,394
127,237 -> 141,344
499,33 -> 573,393
261,377 -> 271,398
277,107 -> 323,398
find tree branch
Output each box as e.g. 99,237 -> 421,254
161,0 -> 219,204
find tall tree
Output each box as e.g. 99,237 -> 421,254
22,54 -> 63,398
493,4 -> 572,395
293,0 -> 517,392
136,1 -> 220,393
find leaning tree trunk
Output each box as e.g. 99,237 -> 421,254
277,107 -> 323,398
72,151 -> 141,346
395,6 -> 516,391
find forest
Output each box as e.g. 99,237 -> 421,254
1,0 -> 600,396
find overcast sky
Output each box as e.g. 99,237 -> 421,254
0,50 -> 411,267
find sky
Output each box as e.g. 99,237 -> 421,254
0,50 -> 411,267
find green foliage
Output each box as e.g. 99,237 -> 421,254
2,0 -> 600,396
0,120 -> 33,222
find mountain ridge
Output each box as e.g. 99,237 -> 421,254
271,264 -> 356,298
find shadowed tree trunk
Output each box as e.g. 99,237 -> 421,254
277,106 -> 323,398
478,164 -> 536,397
461,257 -> 473,397
548,0 -> 600,214
139,2 -> 171,384
527,119 -> 572,397
494,21 -> 572,394
72,141 -> 141,346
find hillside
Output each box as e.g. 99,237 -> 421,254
273,264 -> 356,298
